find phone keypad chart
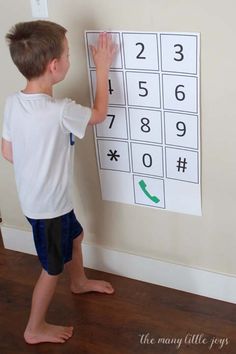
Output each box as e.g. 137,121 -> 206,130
85,31 -> 201,215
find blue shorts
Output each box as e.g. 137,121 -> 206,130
26,210 -> 83,275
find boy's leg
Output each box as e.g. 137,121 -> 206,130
24,269 -> 73,344
66,233 -> 114,294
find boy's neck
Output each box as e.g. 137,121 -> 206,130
23,77 -> 53,96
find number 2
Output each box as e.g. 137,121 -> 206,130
136,42 -> 146,59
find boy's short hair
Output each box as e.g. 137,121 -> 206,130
6,20 -> 67,80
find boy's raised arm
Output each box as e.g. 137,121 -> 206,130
88,32 -> 117,125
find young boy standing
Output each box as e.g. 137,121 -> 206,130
1,20 -> 117,344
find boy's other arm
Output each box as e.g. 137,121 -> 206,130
1,138 -> 13,163
88,32 -> 117,126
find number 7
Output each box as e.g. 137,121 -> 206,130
108,114 -> 115,129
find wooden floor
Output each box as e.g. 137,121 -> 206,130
0,232 -> 236,354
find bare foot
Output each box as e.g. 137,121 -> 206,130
71,279 -> 114,295
24,322 -> 74,344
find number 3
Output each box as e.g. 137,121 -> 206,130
174,44 -> 184,62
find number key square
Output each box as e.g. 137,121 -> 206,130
165,147 -> 199,183
164,112 -> 198,149
122,32 -> 159,71
162,74 -> 198,113
129,108 -> 162,144
86,32 -> 123,69
160,34 -> 198,74
90,70 -> 126,106
96,107 -> 128,139
133,175 -> 165,208
126,71 -> 161,108
131,142 -> 164,177
97,139 -> 130,172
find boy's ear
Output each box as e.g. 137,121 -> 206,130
48,58 -> 58,73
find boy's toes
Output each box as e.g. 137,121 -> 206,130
105,283 -> 114,294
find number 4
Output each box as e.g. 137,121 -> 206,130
108,79 -> 114,95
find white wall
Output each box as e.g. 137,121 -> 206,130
1,0 -> 236,280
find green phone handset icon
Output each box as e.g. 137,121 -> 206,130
139,180 -> 160,204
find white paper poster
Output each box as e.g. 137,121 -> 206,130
85,31 -> 201,216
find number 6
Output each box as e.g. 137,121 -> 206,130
175,85 -> 185,101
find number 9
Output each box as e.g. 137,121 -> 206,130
176,121 -> 186,137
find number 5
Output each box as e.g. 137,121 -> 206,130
139,81 -> 148,97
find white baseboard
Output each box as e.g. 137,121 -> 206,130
1,225 -> 236,304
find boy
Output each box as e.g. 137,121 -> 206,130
1,20 -> 117,344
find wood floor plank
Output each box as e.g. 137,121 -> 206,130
0,231 -> 235,354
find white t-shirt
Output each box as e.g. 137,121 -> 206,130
2,92 -> 91,219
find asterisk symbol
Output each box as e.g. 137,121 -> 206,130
107,149 -> 120,161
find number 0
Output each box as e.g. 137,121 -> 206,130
142,153 -> 152,168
